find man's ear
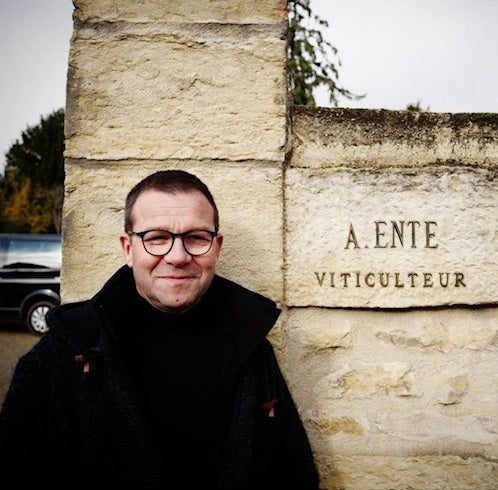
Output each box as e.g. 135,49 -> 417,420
215,233 -> 224,261
119,233 -> 134,268
215,233 -> 224,251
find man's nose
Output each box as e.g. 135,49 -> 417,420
164,236 -> 191,265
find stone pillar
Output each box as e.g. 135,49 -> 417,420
63,0 -> 288,303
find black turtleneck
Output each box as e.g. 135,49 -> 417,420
121,289 -> 236,487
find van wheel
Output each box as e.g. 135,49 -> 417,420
26,300 -> 56,335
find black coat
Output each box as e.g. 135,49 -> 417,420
0,266 -> 318,489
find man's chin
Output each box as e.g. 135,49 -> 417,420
153,294 -> 198,315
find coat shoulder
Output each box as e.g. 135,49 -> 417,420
46,300 -> 100,350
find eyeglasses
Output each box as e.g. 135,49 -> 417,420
128,229 -> 218,257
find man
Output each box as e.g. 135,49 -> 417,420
0,170 -> 318,489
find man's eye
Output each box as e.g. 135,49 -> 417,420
145,233 -> 170,243
187,233 -> 210,242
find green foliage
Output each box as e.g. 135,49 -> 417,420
0,108 -> 65,233
406,100 -> 430,112
287,0 -> 364,107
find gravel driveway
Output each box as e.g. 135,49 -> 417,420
0,326 -> 40,404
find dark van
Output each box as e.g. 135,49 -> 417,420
0,234 -> 61,335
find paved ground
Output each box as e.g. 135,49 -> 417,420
0,322 -> 40,404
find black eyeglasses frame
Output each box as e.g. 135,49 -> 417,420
127,229 -> 218,257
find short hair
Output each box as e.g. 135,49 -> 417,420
124,170 -> 219,232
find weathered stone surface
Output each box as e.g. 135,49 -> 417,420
74,0 -> 287,24
62,161 -> 283,303
285,166 -> 497,308
292,107 -> 498,169
376,409 -> 498,445
281,306 -> 498,388
316,454 -> 498,490
434,374 -> 469,405
313,362 -> 418,399
287,107 -> 498,308
281,307 -> 498,469
296,327 -> 351,352
375,307 -> 498,352
65,22 -> 286,162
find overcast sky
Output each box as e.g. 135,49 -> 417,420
1,0 -> 498,172
312,0 -> 498,112
0,0 -> 72,172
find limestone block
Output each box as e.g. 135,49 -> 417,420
375,307 -> 498,352
289,316 -> 352,352
313,362 -> 418,400
283,307 -> 498,402
376,409 -> 498,445
280,308 -> 356,409
285,167 -> 497,307
73,0 -> 287,24
311,415 -> 366,437
62,161 -> 283,303
65,22 -> 286,162
282,307 -> 498,464
316,454 -> 498,490
292,107 -> 498,169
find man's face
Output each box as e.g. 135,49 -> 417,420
120,189 -> 223,314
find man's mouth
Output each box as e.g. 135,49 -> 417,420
159,275 -> 195,281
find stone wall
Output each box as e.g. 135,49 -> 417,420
63,1 -> 498,488
285,107 -> 498,489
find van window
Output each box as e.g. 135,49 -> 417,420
5,238 -> 61,269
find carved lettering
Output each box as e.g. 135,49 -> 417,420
329,272 -> 335,287
408,221 -> 421,248
314,271 -> 466,289
439,272 -> 449,287
407,272 -> 419,287
314,272 -> 326,286
355,272 -> 361,288
391,221 -> 404,248
374,221 -> 388,248
365,273 -> 375,287
322,219 -> 465,296
455,272 -> 466,287
423,273 -> 433,287
340,272 -> 351,287
394,272 -> 404,288
379,272 -> 390,287
425,221 -> 438,248
344,224 -> 360,249
364,220 -> 438,249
